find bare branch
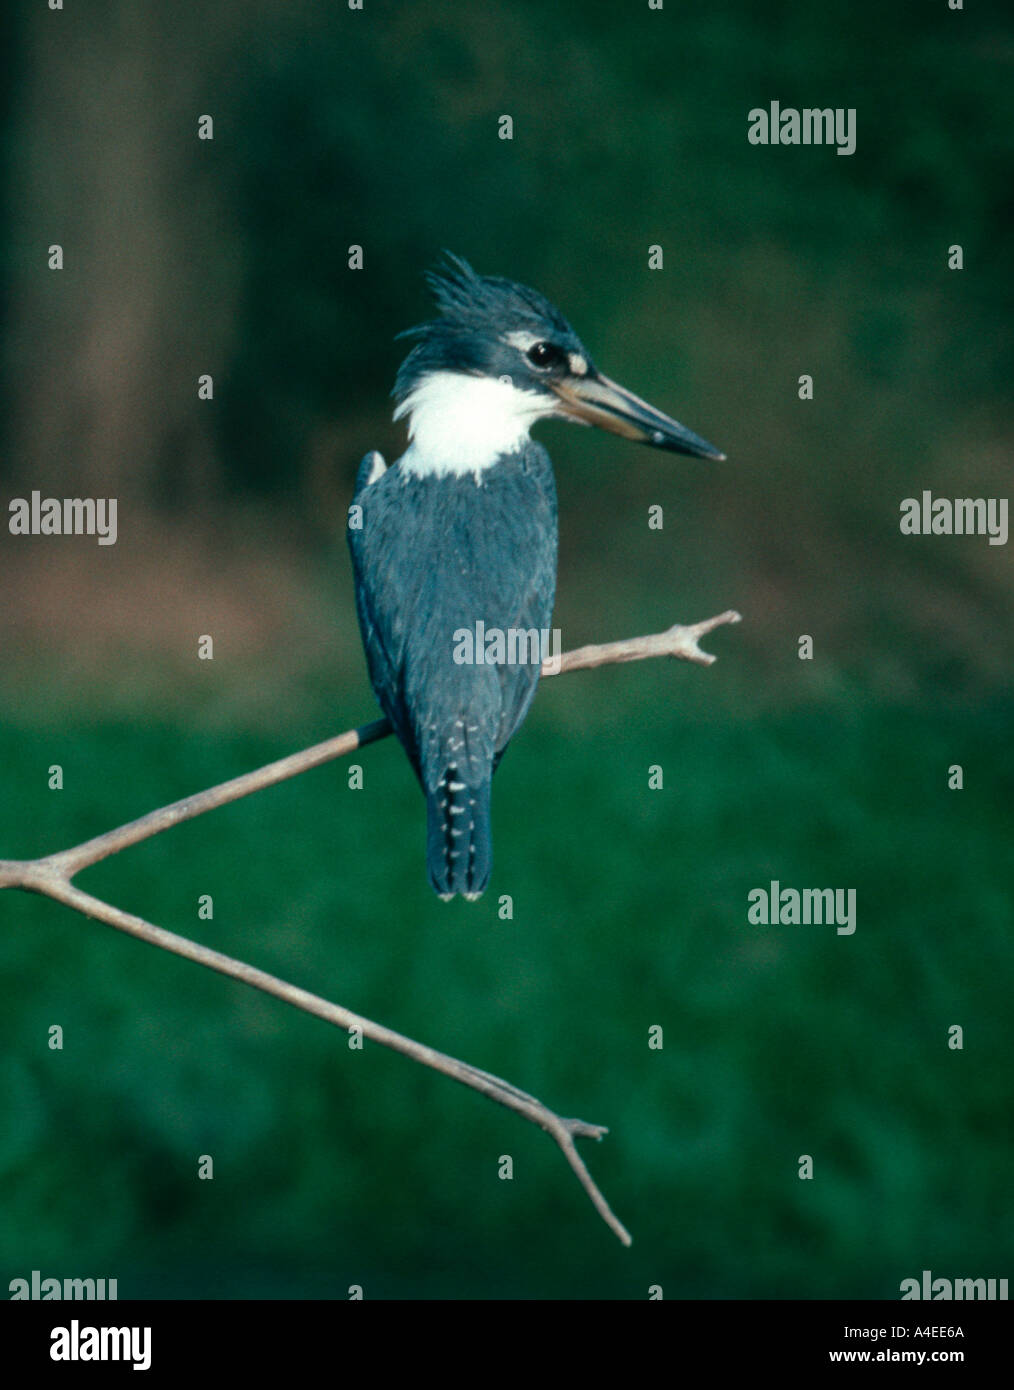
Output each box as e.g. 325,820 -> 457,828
30,875 -> 632,1245
548,609 -> 742,675
47,718 -> 392,879
0,610 -> 740,1245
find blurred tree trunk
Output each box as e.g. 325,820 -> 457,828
4,0 -> 248,506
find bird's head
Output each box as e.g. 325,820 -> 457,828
392,254 -> 725,471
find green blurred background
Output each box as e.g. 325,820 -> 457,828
1,0 -> 1011,1298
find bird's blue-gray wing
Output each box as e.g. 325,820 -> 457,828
347,453 -> 421,770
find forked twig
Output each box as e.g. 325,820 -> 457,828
0,609 -> 741,1246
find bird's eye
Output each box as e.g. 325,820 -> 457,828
527,341 -> 562,370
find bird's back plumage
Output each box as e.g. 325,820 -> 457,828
349,440 -> 557,898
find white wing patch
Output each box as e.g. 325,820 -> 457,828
364,450 -> 387,486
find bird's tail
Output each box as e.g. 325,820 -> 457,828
425,769 -> 492,901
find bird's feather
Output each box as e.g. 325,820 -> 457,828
348,440 -> 557,894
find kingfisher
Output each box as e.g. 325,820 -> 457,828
348,255 -> 724,901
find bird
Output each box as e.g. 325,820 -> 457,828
347,254 -> 724,901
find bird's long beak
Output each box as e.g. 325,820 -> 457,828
551,371 -> 725,460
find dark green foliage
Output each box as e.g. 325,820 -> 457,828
1,680 -> 1010,1297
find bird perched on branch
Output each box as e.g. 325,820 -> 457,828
348,255 -> 724,900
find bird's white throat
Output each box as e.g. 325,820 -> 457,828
394,371 -> 553,479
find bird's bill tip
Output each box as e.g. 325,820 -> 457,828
551,372 -> 725,461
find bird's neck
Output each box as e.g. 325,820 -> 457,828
394,371 -> 551,480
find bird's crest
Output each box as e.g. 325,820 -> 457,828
393,253 -> 575,404
418,253 -> 570,335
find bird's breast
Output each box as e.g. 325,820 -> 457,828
364,446 -> 557,632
